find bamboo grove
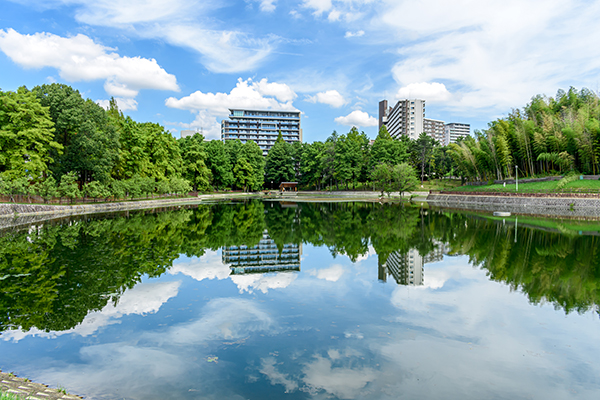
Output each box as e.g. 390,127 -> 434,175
449,87 -> 600,181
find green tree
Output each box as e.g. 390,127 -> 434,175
234,157 -> 256,192
239,141 -> 265,191
84,180 -> 109,202
371,163 -> 392,196
33,84 -> 118,182
265,133 -> 294,186
205,139 -> 233,189
411,132 -> 437,183
179,134 -> 212,191
58,171 -> 81,203
0,87 -> 62,180
31,176 -> 58,203
391,163 -> 419,197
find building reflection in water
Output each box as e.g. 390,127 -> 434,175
222,230 -> 302,274
378,241 -> 446,286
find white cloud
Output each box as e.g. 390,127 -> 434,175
396,82 -> 452,102
344,30 -> 364,38
301,0 -> 372,22
165,78 -> 298,136
26,1 -> 277,74
354,246 -> 376,263
334,110 -> 377,127
382,0 -> 600,112
168,111 -> 222,140
165,297 -> 275,343
256,0 -> 277,12
302,0 -> 333,16
3,281 -> 181,341
259,357 -> 298,393
0,28 -> 179,102
253,78 -> 297,102
310,264 -> 345,282
166,77 -> 297,116
169,251 -> 231,281
230,272 -> 298,294
302,354 -> 377,399
97,97 -> 139,111
306,90 -> 346,108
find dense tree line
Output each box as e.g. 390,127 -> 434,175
264,127 -> 450,191
449,87 -> 600,181
0,83 -> 459,200
0,84 -> 266,200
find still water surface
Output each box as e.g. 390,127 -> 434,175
1,201 -> 600,399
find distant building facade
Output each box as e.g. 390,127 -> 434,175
222,230 -> 302,274
378,241 -> 447,286
423,118 -> 445,144
180,130 -> 197,139
444,123 -> 471,146
379,99 -> 470,144
221,109 -> 302,156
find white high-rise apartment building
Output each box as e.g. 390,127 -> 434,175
444,123 -> 471,146
379,99 -> 426,140
423,118 -> 446,144
221,109 -> 302,156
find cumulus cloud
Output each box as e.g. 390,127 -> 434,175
230,272 -> 298,294
169,251 -> 231,281
306,90 -> 346,108
334,110 -> 377,127
165,78 -> 298,137
382,0 -> 600,111
3,281 -> 181,341
310,264 -> 345,282
166,77 -> 297,116
301,0 -> 371,22
21,1 -> 277,74
302,354 -> 377,399
97,97 -> 139,112
344,30 -> 364,38
165,298 -> 275,343
396,82 -> 452,102
167,110 -> 222,140
0,28 -> 178,107
259,357 -> 298,393
255,0 -> 277,12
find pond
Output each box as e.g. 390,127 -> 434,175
1,200 -> 599,399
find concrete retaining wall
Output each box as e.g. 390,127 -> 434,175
427,193 -> 600,218
0,193 -> 264,231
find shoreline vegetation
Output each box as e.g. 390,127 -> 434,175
2,83 -> 600,203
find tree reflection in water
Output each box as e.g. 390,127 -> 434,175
1,200 -> 598,334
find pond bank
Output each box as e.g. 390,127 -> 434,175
0,370 -> 81,400
427,193 -> 600,219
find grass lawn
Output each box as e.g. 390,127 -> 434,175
445,178 -> 600,193
419,179 -> 463,191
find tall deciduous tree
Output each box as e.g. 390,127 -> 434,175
179,133 -> 212,191
239,140 -> 265,191
0,87 -> 62,180
265,133 -> 294,186
205,139 -> 233,189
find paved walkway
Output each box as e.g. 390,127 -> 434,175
0,371 -> 82,400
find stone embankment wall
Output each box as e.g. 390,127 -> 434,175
427,193 -> 600,218
0,193 -> 266,231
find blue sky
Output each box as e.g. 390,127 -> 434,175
1,0 -> 600,142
